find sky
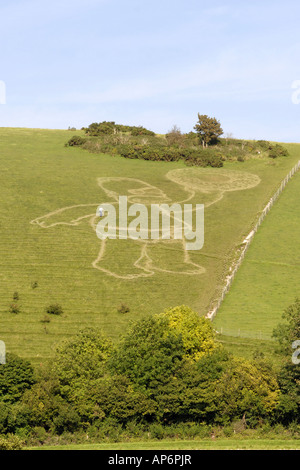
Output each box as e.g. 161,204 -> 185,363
0,0 -> 300,142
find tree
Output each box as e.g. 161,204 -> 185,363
109,314 -> 185,392
272,298 -> 300,356
272,299 -> 300,423
52,328 -> 114,402
214,357 -> 280,426
156,305 -> 220,362
194,114 -> 223,148
165,125 -> 184,147
0,354 -> 36,403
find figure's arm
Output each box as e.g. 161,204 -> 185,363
30,204 -> 99,228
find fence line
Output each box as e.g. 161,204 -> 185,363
206,159 -> 300,321
217,327 -> 272,341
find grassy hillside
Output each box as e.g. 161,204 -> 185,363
0,128 -> 299,363
213,164 -> 300,340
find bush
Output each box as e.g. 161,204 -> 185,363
117,303 -> 130,314
268,144 -> 289,159
52,404 -> 81,434
149,422 -> 165,440
45,303 -> 63,316
66,135 -> 87,146
0,434 -> 23,450
9,303 -> 20,314
12,292 -> 19,302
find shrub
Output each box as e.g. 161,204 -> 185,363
12,292 -> 19,302
0,434 -> 23,450
66,135 -> 87,146
45,303 -> 63,316
9,303 -> 20,314
117,303 -> 130,314
268,144 -> 289,159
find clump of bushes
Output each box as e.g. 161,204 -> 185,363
45,303 -> 63,316
65,121 -> 289,168
0,434 -> 24,450
268,144 -> 289,159
9,292 -> 20,314
66,135 -> 87,147
81,121 -> 155,137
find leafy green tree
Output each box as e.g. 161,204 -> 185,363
0,353 -> 36,403
194,114 -> 223,148
273,298 -> 300,355
52,328 -> 114,403
272,299 -> 300,423
214,357 -> 280,426
109,314 -> 185,392
152,348 -> 230,423
156,305 -> 220,362
13,378 -> 80,433
81,374 -> 157,424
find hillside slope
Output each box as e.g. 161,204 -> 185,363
0,128 -> 298,362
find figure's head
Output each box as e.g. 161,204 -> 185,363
97,177 -> 171,204
166,168 -> 261,206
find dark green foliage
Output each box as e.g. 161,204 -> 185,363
0,353 -> 36,403
14,379 -> 81,433
109,315 -> 186,391
65,120 -> 289,169
0,402 -> 12,433
130,126 -> 155,136
194,114 -> 223,147
1,302 -> 299,440
268,144 -> 289,159
273,298 -> 300,355
150,350 -> 230,423
117,303 -> 130,314
83,121 -> 155,137
45,303 -> 63,315
66,135 -> 87,146
82,375 -> 157,424
272,299 -> 300,423
118,144 -> 223,167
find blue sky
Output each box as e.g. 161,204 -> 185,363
0,0 -> 300,141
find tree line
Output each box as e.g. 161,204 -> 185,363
0,301 -> 300,448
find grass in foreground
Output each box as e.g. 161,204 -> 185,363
29,438 -> 300,450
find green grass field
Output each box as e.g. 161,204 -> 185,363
0,127 -> 299,363
213,163 -> 300,340
29,437 -> 300,450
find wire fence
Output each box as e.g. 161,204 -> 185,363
206,159 -> 300,322
216,327 -> 272,341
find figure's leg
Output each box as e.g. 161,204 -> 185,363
92,239 -> 155,279
138,239 -> 206,275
